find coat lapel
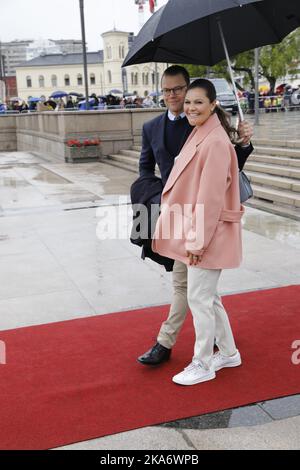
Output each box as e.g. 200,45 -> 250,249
162,114 -> 222,196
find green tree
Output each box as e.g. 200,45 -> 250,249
182,27 -> 300,92
259,28 -> 300,93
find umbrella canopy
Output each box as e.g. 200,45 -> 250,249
28,97 -> 41,103
9,97 -> 22,102
78,97 -> 96,104
50,91 -> 68,98
109,89 -> 123,94
275,83 -> 287,94
68,92 -> 83,97
123,0 -> 300,67
149,91 -> 162,97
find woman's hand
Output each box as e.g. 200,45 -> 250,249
237,120 -> 253,146
186,251 -> 203,266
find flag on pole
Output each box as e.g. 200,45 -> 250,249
149,0 -> 157,14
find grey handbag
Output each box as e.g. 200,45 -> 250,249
239,171 -> 253,203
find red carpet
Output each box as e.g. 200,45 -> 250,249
0,285 -> 299,449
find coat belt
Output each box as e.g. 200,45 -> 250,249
219,205 -> 245,222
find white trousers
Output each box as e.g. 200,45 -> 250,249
187,266 -> 237,369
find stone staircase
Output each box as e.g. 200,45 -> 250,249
104,147 -> 140,173
244,139 -> 300,220
103,138 -> 300,221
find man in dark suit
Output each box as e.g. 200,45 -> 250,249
138,65 -> 253,366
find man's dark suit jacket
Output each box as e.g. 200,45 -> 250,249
130,175 -> 174,272
139,112 -> 253,186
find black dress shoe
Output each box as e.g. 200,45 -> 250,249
137,342 -> 171,365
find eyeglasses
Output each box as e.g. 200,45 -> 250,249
161,85 -> 187,97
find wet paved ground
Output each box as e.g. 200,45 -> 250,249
246,110 -> 300,141
0,111 -> 300,449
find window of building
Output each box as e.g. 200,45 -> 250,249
51,75 -> 57,87
106,45 -> 112,59
131,72 -> 138,85
119,44 -> 125,59
77,74 -> 83,86
90,73 -> 96,85
108,70 -> 112,84
26,76 -> 32,88
39,75 -> 45,88
64,74 -> 70,86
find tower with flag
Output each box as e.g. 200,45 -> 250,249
134,1 -> 157,28
134,0 -> 146,28
149,0 -> 157,14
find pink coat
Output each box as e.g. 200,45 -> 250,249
152,113 -> 244,269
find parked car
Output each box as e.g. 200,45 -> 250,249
209,78 -> 239,115
191,77 -> 238,115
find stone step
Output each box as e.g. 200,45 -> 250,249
132,141 -> 300,153
254,146 -> 300,158
245,198 -> 300,221
101,158 -> 138,174
247,154 -> 300,168
244,161 -> 300,179
252,138 -> 300,149
251,184 -> 300,208
131,145 -> 300,162
104,154 -> 161,177
119,149 -> 140,159
133,141 -> 300,153
246,171 -> 300,192
106,154 -> 139,169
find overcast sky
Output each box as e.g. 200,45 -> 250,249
0,0 -> 168,51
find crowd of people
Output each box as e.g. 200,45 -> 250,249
1,83 -> 299,115
0,91 -> 165,114
240,84 -> 300,113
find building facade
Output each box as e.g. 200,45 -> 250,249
0,39 -> 83,77
15,30 -> 168,100
0,40 -> 33,77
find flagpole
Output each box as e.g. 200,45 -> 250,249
254,48 -> 260,125
79,0 -> 89,110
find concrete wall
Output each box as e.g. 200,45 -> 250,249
3,108 -> 164,160
0,115 -> 17,151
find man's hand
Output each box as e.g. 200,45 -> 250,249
186,251 -> 203,266
237,120 -> 253,146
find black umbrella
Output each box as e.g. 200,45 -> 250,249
123,0 -> 300,119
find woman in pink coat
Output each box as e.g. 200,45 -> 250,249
152,79 -> 244,386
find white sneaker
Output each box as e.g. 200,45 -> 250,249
172,362 -> 216,386
212,350 -> 242,372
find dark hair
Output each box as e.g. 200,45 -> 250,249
187,78 -> 238,143
161,65 -> 190,87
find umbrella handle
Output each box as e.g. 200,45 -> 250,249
217,18 -> 244,122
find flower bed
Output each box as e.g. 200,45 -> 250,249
65,137 -> 102,163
